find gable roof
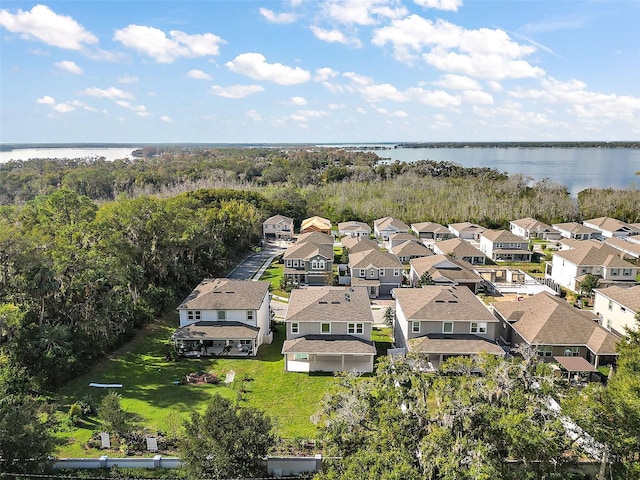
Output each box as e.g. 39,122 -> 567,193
433,238 -> 486,258
510,217 -> 554,232
605,236 -> 640,257
411,221 -> 450,234
410,254 -> 483,284
337,221 -> 371,233
492,292 -> 619,355
263,214 -> 293,225
301,216 -> 331,231
178,278 -> 269,310
594,285 -> 640,312
481,229 -> 525,243
552,222 -> 600,235
583,217 -> 640,235
283,241 -> 333,261
342,237 -> 380,253
395,286 -> 496,322
391,240 -> 433,257
286,287 -> 373,323
448,222 -> 485,234
554,241 -> 635,268
349,247 -> 403,269
388,232 -> 417,243
374,216 -> 409,231
297,231 -> 334,245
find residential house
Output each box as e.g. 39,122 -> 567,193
583,217 -> 640,239
447,222 -> 486,241
479,229 -> 533,262
337,221 -> 371,238
492,292 -> 619,368
341,236 -> 380,254
393,286 -> 504,369
605,236 -> 640,259
300,216 -> 332,235
409,254 -> 484,293
263,215 -> 294,240
386,232 -> 419,250
509,217 -> 561,241
411,222 -> 453,241
391,240 -> 433,264
552,222 -> 601,240
281,286 -> 376,373
545,241 -> 639,292
349,247 -> 403,297
593,285 -> 640,335
432,238 -> 487,265
172,278 -> 272,356
374,216 -> 410,241
283,232 -> 334,286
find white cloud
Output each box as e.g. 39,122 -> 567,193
36,95 -> 55,105
310,26 -> 360,46
407,87 -> 461,107
246,110 -> 263,121
291,96 -> 307,106
0,4 -> 97,50
392,110 -> 408,117
462,90 -> 494,105
52,103 -> 75,113
433,74 -> 480,90
372,15 -> 545,80
413,0 -> 463,11
118,75 -> 139,84
259,7 -> 297,24
323,0 -> 408,26
225,53 -> 311,85
329,103 -> 345,110
55,60 -> 82,75
376,107 -> 389,114
315,67 -> 339,82
431,113 -> 452,128
210,84 -> 264,98
115,100 -> 149,116
82,87 -> 134,100
160,115 -> 172,123
113,25 -> 225,63
188,69 -> 212,80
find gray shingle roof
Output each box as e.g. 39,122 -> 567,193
409,333 -> 505,355
595,285 -> 640,312
172,321 -> 259,340
349,248 -> 403,269
282,335 -> 376,354
178,278 -> 269,310
286,286 -> 373,323
433,238 -> 485,258
395,286 -> 496,322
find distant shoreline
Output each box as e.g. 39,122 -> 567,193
2,141 -> 639,152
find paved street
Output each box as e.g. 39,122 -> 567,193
226,244 -> 283,280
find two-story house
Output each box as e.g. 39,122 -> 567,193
593,285 -> 640,335
393,286 -> 504,369
411,222 -> 453,241
552,222 -> 601,240
546,241 -> 639,292
583,217 -> 640,239
493,292 -> 619,368
337,221 -> 371,238
386,232 -> 418,250
300,216 -> 332,235
432,238 -> 487,265
509,217 -> 561,241
349,247 -> 403,297
391,240 -> 433,264
605,236 -> 640,259
263,215 -> 294,240
341,236 -> 380,254
283,232 -> 334,286
409,254 -> 484,293
172,278 -> 272,356
374,216 -> 410,241
281,286 -> 376,373
479,229 -> 532,262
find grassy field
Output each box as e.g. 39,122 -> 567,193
260,261 -> 287,297
54,314 -> 337,457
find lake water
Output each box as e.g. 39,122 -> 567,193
0,147 -> 137,163
370,146 -> 640,195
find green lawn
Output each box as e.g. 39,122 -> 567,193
54,314 -> 337,457
260,261 -> 288,297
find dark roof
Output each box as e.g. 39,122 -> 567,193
554,356 -> 598,373
409,334 -> 505,356
172,321 -> 259,340
282,335 -> 376,354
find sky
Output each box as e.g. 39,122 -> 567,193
1,0 -> 639,144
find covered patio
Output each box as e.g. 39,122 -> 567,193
554,356 -> 599,383
172,321 -> 259,357
282,335 -> 376,373
408,334 -> 507,368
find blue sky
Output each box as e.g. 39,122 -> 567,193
1,0 -> 639,143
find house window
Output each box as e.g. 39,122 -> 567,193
286,260 -> 292,267
294,353 -> 309,360
217,311 -> 226,321
443,322 -> 454,334
291,323 -> 299,334
370,268 -> 375,277
565,346 -> 580,357
623,269 -> 631,276
187,310 -> 201,321
359,269 -> 365,277
348,323 -> 364,334
356,323 -> 363,334
312,260 -> 318,269
379,268 -> 385,276
608,300 -> 613,311
321,323 -> 331,334
611,269 -> 619,276
318,260 -> 326,269
537,346 -> 553,357
394,268 -> 400,276
606,318 -> 612,330
470,322 -> 487,334
247,310 -> 254,322
412,321 -> 420,333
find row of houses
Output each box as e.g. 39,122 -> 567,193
171,278 -> 628,374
